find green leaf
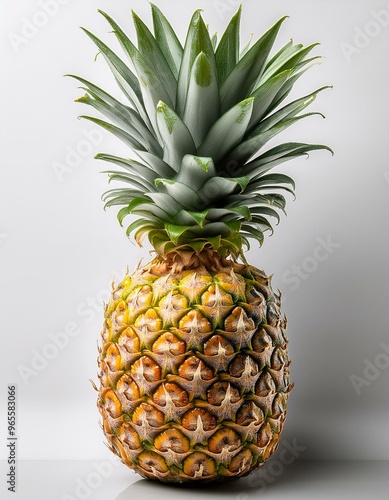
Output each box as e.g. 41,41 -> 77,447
226,113 -> 325,166
257,45 -> 321,111
222,233 -> 244,256
254,86 -> 330,134
119,207 -> 162,229
155,178 -> 202,210
176,10 -> 216,116
127,197 -> 153,212
183,52 -> 220,147
117,206 -> 132,226
176,155 -> 216,191
269,43 -> 320,79
96,152 -> 176,182
206,206 -> 251,222
250,142 -> 319,164
105,171 -> 154,192
175,209 -> 208,226
135,151 -> 178,178
131,9 -> 177,105
184,239 -> 211,253
146,192 -> 184,215
247,173 -> 296,190
132,205 -> 174,221
150,3 -> 183,79
188,221 -> 239,238
240,225 -> 265,246
80,28 -> 149,128
244,142 -> 333,179
205,208 -> 233,221
206,235 -> 221,249
192,156 -> 215,173
126,197 -> 174,221
69,75 -> 161,153
228,205 -> 252,220
263,193 -> 287,211
268,57 -> 322,112
211,32 -> 218,50
134,224 -> 160,245
248,70 -> 292,131
102,188 -> 143,209
215,6 -> 241,85
220,16 -> 288,113
263,40 -> 299,72
260,40 -> 304,83
125,217 -> 159,235
156,101 -> 196,171
246,183 -> 295,198
165,223 -> 194,244
249,206 -> 281,223
98,10 -> 173,133
198,97 -> 254,163
240,33 -> 253,58
148,231 -> 178,254
250,215 -> 274,234
75,91 -> 162,155
95,153 -> 160,184
224,220 -> 242,233
226,193 -> 287,213
199,176 -> 249,203
121,195 -> 172,222
79,115 -> 144,151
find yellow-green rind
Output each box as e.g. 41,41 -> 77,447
97,253 -> 292,483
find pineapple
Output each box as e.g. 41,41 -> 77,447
70,4 -> 331,484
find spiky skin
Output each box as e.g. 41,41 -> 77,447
98,252 -> 292,483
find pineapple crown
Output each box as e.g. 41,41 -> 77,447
69,4 -> 332,258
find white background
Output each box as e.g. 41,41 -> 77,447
0,0 -> 388,471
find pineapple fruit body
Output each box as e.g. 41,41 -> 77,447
98,252 -> 292,483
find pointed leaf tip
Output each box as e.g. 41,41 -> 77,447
194,52 -> 213,87
236,97 -> 254,123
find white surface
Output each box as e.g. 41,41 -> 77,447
0,0 -> 388,462
1,460 -> 388,500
